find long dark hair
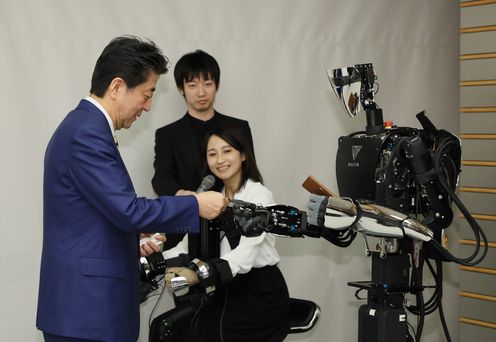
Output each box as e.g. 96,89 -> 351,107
203,125 -> 263,193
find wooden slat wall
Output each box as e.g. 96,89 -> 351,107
459,1 -> 496,340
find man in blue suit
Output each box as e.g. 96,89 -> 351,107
36,36 -> 228,342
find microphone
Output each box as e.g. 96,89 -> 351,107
196,175 -> 215,193
196,174 -> 216,260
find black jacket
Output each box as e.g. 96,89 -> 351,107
152,112 -> 253,249
152,111 -> 253,196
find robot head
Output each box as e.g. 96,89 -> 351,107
327,67 -> 362,117
327,63 -> 379,117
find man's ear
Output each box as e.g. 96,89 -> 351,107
109,77 -> 126,99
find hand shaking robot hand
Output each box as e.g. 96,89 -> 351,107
164,257 -> 233,297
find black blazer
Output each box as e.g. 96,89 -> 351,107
152,111 -> 253,196
152,112 -> 253,250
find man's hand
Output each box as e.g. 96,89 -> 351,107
194,191 -> 228,220
139,233 -> 166,257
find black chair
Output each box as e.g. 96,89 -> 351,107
149,296 -> 321,341
288,298 -> 321,333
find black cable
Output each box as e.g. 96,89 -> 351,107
321,228 -> 356,247
412,265 -> 425,341
219,286 -> 229,342
190,294 -> 206,334
406,253 -> 450,342
408,258 -> 439,316
412,259 -> 438,315
148,278 -> 166,328
406,321 -> 417,342
415,290 -> 424,342
407,260 -> 423,313
422,261 -> 439,315
426,137 -> 489,266
432,174 -> 488,265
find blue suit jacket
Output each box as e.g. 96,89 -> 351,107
36,100 -> 199,341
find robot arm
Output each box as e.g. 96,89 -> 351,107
307,194 -> 433,242
357,202 -> 433,242
147,192 -> 443,298
211,196 -> 432,244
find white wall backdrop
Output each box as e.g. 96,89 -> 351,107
0,1 -> 460,341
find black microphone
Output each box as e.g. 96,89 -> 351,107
196,175 -> 215,193
196,175 -> 216,260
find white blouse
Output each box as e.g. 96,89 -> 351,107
162,179 -> 281,276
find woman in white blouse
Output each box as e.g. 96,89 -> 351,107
164,125 -> 290,342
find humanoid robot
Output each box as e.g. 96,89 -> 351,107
142,64 -> 487,342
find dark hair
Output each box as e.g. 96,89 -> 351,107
203,125 -> 263,193
174,50 -> 220,91
90,35 -> 169,97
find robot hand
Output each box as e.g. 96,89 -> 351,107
165,267 -> 199,297
219,200 -> 310,237
165,258 -> 215,297
164,258 -> 233,297
230,200 -> 271,236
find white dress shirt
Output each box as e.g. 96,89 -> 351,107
84,96 -> 115,137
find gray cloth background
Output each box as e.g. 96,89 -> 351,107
0,1 -> 460,341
